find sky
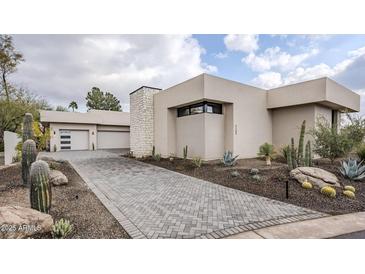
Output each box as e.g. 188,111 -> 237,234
9,34 -> 365,113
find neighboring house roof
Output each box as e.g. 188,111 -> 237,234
40,109 -> 130,126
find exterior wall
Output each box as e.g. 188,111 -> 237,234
272,104 -> 316,149
130,87 -> 161,157
204,113 -> 225,160
203,74 -> 272,158
4,131 -> 21,165
50,123 -> 97,152
325,78 -> 360,112
154,75 -> 204,157
97,125 -> 130,132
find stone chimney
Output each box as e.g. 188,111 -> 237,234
129,86 -> 161,158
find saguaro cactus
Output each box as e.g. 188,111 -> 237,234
23,113 -> 34,142
291,137 -> 297,168
30,160 -> 52,213
22,139 -> 38,186
287,146 -> 293,170
297,120 -> 306,166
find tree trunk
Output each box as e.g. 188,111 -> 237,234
2,72 -> 9,102
266,156 -> 271,166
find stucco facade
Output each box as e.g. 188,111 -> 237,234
135,74 -> 359,161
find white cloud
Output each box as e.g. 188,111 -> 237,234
252,72 -> 282,89
214,52 -> 228,59
252,45 -> 365,90
9,35 -> 216,111
224,34 -> 259,53
243,47 -> 319,72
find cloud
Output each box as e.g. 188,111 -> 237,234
213,52 -> 228,59
9,35 -> 216,111
224,34 -> 259,53
243,47 -> 319,72
252,72 -> 282,89
252,45 -> 365,90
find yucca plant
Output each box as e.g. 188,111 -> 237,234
339,159 -> 365,181
52,219 -> 73,239
222,151 -> 239,167
258,142 -> 275,166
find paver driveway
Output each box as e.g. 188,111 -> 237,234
41,150 -> 327,239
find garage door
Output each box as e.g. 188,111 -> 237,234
60,130 -> 89,151
97,131 -> 129,149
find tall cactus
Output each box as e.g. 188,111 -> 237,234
291,137 -> 297,168
297,120 -> 306,166
22,139 -> 38,186
304,141 -> 310,167
23,113 -> 34,142
30,160 -> 52,213
183,145 -> 188,160
308,140 -> 312,167
287,146 -> 293,170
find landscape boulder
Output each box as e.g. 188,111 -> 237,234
290,167 -> 341,188
49,169 -> 68,186
0,206 -> 53,239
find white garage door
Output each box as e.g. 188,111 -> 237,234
60,130 -> 89,151
97,131 -> 130,149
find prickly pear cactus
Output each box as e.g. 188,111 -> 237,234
30,160 -> 52,213
21,139 -> 38,186
23,113 -> 34,142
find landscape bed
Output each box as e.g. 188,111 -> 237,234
139,157 -> 365,215
0,160 -> 130,239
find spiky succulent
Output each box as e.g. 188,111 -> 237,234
222,150 -> 239,167
320,186 -> 336,198
339,159 -> 365,181
52,219 -> 73,239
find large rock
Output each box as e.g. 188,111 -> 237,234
290,167 -> 341,188
0,206 -> 53,239
49,169 -> 68,186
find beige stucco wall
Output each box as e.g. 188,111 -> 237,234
97,125 -> 130,132
204,113 -> 225,160
50,123 -> 96,152
325,78 -> 360,112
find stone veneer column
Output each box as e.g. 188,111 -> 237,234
130,86 -> 161,158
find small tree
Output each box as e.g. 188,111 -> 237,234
68,101 -> 78,112
342,113 -> 365,150
258,142 -> 275,166
310,118 -> 352,163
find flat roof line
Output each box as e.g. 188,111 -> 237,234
129,86 -> 162,95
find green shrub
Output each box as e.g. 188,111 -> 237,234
342,113 -> 365,150
309,118 -> 352,163
152,153 -> 161,161
339,159 -> 365,181
52,219 -> 73,239
356,144 -> 365,162
249,168 -> 259,175
320,186 -> 336,198
192,157 -> 202,168
257,142 -> 275,166
251,174 -> 261,182
222,151 -> 239,167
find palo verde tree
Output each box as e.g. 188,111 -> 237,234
0,35 -> 24,102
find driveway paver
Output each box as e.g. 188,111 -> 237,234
41,150 -> 328,239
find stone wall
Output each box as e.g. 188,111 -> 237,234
130,87 -> 161,158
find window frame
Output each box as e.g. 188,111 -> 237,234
177,101 -> 223,117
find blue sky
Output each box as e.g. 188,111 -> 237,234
10,34 -> 365,113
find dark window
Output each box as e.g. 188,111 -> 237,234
60,146 -> 71,150
60,135 -> 71,139
177,101 -> 223,117
61,141 -> 71,144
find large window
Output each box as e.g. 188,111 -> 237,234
177,101 -> 223,117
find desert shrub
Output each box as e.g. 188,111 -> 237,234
339,159 -> 365,181
344,185 -> 356,193
257,142 -> 275,166
309,118 -> 352,163
343,190 -> 356,199
356,144 -> 365,162
251,174 -> 261,182
320,186 -> 336,198
281,145 -> 290,161
249,168 -> 259,175
192,157 -> 202,168
342,113 -> 365,150
152,153 -> 161,161
230,170 -> 241,178
222,151 -> 239,167
52,219 -> 73,239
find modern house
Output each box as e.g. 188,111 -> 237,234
41,74 -> 360,160
40,109 -> 130,151
130,74 -> 359,160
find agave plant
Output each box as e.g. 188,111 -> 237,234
339,159 -> 365,181
222,151 -> 239,167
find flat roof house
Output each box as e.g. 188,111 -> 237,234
40,109 -> 130,151
130,74 -> 360,160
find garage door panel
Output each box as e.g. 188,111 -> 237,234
97,131 -> 129,149
60,130 -> 89,151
